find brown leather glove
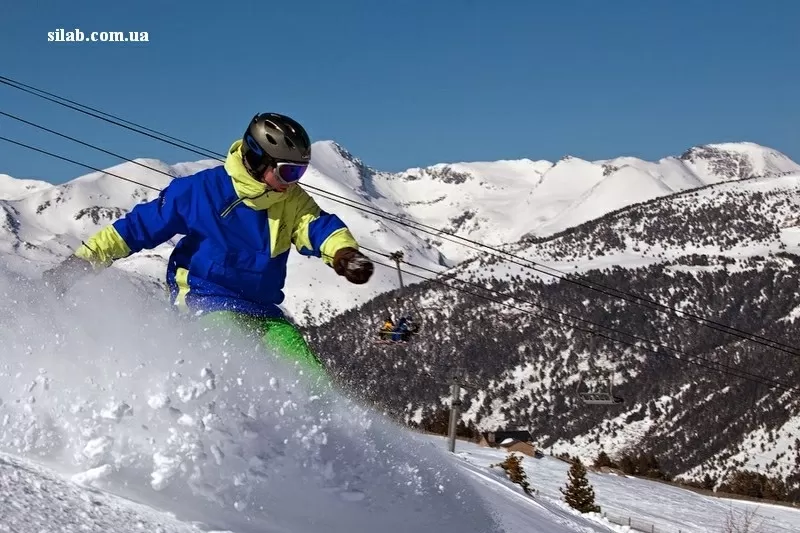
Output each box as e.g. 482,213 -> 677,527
332,247 -> 373,284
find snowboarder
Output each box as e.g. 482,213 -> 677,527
42,112 -> 374,385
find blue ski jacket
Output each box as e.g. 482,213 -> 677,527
73,140 -> 360,318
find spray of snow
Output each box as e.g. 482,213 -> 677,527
0,265 -> 505,533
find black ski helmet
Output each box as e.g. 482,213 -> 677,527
241,112 -> 312,177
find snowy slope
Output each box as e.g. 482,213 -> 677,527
0,140 -> 797,326
0,267 -> 613,533
679,142 -> 799,182
453,170 -> 800,285
0,259 -> 796,533
441,436 -> 800,533
0,454 -> 205,533
367,156 -> 554,261
681,413 -> 800,490
528,142 -> 800,238
4,427 -> 799,532
535,163 -> 676,235
0,449 -> 614,533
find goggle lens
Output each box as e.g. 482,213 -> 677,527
276,162 -> 308,183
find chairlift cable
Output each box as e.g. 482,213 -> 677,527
1,81 -> 798,359
0,131 -> 794,395
363,255 -> 799,395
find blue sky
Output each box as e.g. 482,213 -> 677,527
0,0 -> 797,184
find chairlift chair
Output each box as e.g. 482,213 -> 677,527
370,250 -> 425,346
575,372 -> 624,406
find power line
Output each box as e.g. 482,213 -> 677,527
0,135 -> 160,192
0,76 -> 220,161
0,110 -> 175,189
0,77 -> 216,157
1,74 -> 799,359
362,243 -> 759,369
0,132 -> 795,395
300,183 -> 800,359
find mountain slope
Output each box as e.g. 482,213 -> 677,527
305,170 -> 800,499
528,142 -> 800,238
678,142 -> 799,181
6,434 -> 800,532
536,164 -> 677,235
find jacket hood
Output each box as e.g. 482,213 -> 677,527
224,140 -> 288,211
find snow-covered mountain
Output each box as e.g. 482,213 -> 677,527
362,141 -> 799,259
0,139 -> 796,326
305,166 -> 800,503
526,142 -> 799,238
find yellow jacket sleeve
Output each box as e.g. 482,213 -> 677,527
73,225 -> 132,268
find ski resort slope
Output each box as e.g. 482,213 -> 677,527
0,272 -> 798,533
436,436 -> 800,533
0,268 -> 608,533
0,447 -> 611,533
4,427 -> 800,533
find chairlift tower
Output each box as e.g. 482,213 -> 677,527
447,372 -> 462,453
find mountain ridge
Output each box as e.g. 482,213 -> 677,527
3,138 -> 795,325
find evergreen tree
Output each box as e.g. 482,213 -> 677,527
593,450 -> 616,469
618,453 -> 636,475
561,459 -> 600,513
492,453 -> 533,495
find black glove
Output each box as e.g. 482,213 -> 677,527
332,247 -> 374,284
42,255 -> 94,297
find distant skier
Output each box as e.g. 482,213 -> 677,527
42,112 -> 374,384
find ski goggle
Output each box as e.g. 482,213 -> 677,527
274,161 -> 308,184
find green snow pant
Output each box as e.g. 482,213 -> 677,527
198,311 -> 329,386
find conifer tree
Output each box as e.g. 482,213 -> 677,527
492,453 -> 533,495
593,450 -> 616,469
561,458 -> 600,513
